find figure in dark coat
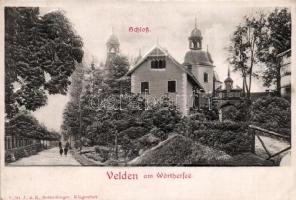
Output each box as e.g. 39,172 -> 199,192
64,141 -> 70,156
59,147 -> 63,156
59,141 -> 63,156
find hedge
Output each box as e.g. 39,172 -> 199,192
250,96 -> 291,136
176,120 -> 251,155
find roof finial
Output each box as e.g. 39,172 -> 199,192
228,66 -> 230,77
207,45 -> 209,52
195,16 -> 197,28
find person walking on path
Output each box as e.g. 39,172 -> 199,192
59,141 -> 63,156
64,141 -> 70,156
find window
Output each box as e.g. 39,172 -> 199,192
12,136 -> 15,148
141,82 -> 149,94
187,65 -> 192,72
204,73 -> 208,83
8,137 -> 11,149
168,81 -> 176,93
151,59 -> 166,69
5,137 -> 7,150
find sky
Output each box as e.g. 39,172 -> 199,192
33,2 -> 276,131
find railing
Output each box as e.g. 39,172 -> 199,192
249,125 -> 291,161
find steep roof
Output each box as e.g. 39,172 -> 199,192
127,44 -> 204,90
184,50 -> 214,66
107,34 -> 120,45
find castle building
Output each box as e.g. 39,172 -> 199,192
127,19 -> 219,115
183,19 -> 215,93
278,49 -> 291,98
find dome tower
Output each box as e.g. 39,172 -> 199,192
189,17 -> 203,50
105,28 -> 120,74
183,18 -> 214,93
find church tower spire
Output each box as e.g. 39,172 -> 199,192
195,16 -> 197,28
224,66 -> 233,91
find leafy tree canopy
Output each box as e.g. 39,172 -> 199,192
256,8 -> 291,91
5,7 -> 84,118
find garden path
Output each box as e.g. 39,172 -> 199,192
255,135 -> 290,164
8,147 -> 81,166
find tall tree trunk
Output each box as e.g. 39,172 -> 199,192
276,63 -> 281,97
247,38 -> 256,99
242,77 -> 246,97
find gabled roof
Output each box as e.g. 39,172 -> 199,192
127,44 -> 204,90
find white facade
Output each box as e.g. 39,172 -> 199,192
279,49 -> 291,97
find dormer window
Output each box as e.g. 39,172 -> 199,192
151,59 -> 166,69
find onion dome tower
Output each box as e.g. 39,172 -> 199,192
183,17 -> 214,93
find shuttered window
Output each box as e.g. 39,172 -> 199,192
168,81 -> 176,93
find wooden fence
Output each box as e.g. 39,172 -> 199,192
249,125 -> 291,161
5,135 -> 59,163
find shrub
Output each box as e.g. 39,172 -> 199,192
191,129 -> 252,155
114,119 -> 132,132
250,96 -> 291,135
190,108 -> 219,121
222,101 -> 251,122
190,120 -> 248,132
94,146 -> 109,161
203,108 -> 219,121
222,105 -> 237,121
149,127 -> 167,141
140,101 -> 182,133
176,119 -> 251,155
137,133 -> 161,150
189,112 -> 207,121
129,134 -> 193,166
89,120 -> 114,146
119,126 -> 148,140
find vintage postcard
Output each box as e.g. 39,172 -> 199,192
0,0 -> 295,199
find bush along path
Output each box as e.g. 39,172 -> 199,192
8,147 -> 81,166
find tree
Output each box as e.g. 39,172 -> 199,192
256,8 -> 291,96
105,55 -> 131,95
109,55 -> 129,79
62,61 -> 107,143
5,8 -> 83,118
61,61 -> 85,141
62,100 -> 81,140
228,14 -> 266,98
5,112 -> 60,140
69,62 -> 85,103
